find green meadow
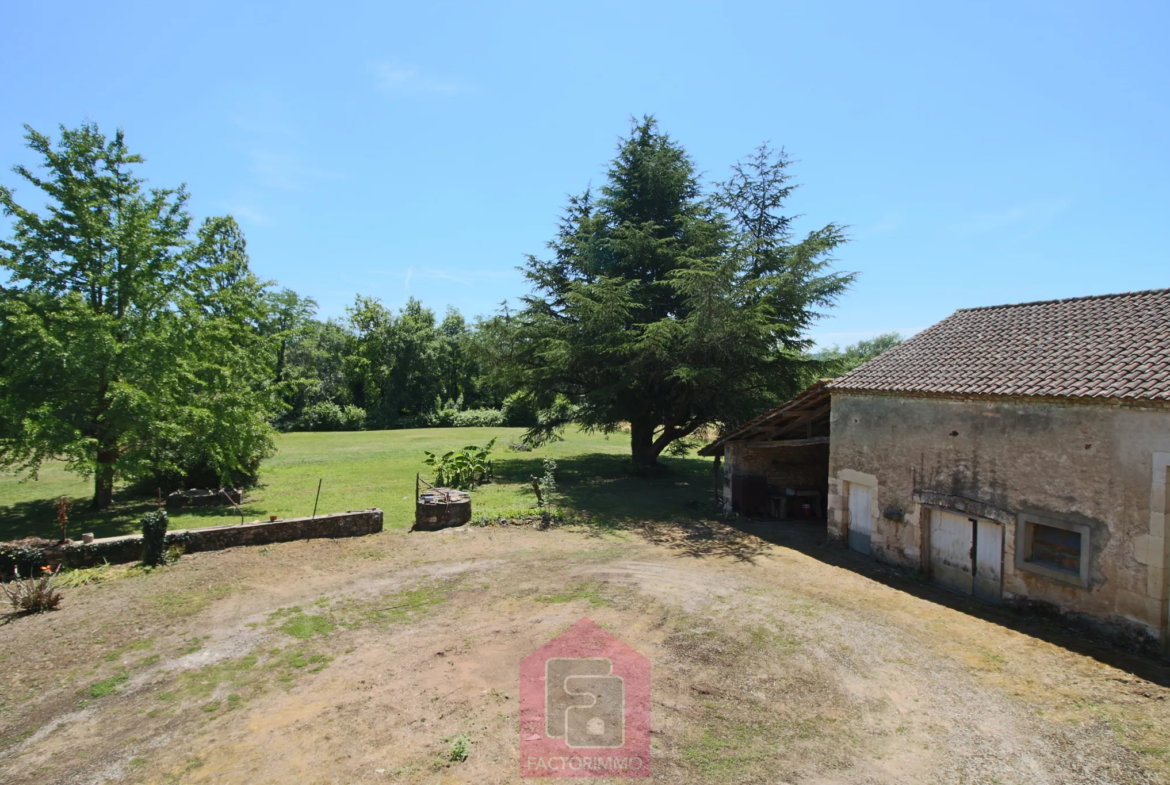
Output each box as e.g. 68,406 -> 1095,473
0,428 -> 715,542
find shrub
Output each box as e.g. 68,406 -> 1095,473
451,409 -> 504,428
423,438 -> 497,489
141,510 -> 169,567
2,566 -> 63,613
420,407 -> 504,428
293,402 -> 367,432
131,447 -> 263,494
501,392 -> 539,427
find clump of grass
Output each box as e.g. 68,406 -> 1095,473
279,650 -> 333,672
105,639 -> 153,662
534,582 -> 609,607
177,655 -> 259,701
56,561 -> 114,588
279,613 -> 334,639
89,672 -> 129,698
149,584 -> 234,617
338,585 -> 447,628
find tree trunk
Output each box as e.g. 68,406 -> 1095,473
629,421 -> 662,469
92,450 -> 117,511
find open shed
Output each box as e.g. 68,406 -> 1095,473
700,380 -> 832,519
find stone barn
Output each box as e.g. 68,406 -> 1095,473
826,288 -> 1170,651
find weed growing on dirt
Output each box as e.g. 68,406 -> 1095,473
105,639 -> 153,662
164,642 -> 337,711
534,582 -> 610,607
150,583 -> 235,617
448,734 -> 470,762
89,672 -> 129,698
336,584 -> 448,628
278,650 -> 333,673
180,637 -> 206,655
177,656 -> 259,701
279,613 -> 335,639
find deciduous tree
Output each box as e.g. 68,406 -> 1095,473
0,123 -> 280,508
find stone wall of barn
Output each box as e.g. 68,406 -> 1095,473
826,392 -> 1170,651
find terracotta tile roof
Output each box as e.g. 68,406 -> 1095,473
830,288 -> 1170,402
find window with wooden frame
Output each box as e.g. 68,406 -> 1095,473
1029,524 -> 1081,573
1015,512 -> 1091,588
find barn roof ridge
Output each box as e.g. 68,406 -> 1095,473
955,287 -> 1170,313
829,287 -> 1170,403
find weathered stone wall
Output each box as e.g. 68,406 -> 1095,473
21,509 -> 385,572
182,509 -> 383,551
722,442 -> 829,514
827,392 -> 1170,649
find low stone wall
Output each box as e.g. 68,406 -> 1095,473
2,509 -> 384,576
181,509 -> 383,552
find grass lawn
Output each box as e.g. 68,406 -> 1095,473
0,427 -> 716,541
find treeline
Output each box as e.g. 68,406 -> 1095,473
273,295 -> 538,432
273,294 -> 904,433
1,119 -> 902,508
0,123 -> 543,508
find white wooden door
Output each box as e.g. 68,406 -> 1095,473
930,509 -> 974,595
847,484 -> 873,555
973,519 -> 1004,603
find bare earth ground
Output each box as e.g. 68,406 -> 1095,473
2,519 -> 1169,785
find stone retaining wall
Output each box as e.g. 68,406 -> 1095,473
3,509 -> 384,575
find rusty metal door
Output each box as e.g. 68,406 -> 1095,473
973,519 -> 1004,603
930,509 -> 974,595
847,484 -> 873,555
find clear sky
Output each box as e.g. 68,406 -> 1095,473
2,1 -> 1166,347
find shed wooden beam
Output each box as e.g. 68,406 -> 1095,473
744,436 -> 830,448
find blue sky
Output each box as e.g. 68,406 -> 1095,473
1,1 -> 1166,347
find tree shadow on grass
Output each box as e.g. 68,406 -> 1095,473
0,488 -> 271,543
493,451 -> 767,562
0,488 -> 146,542
494,451 -> 719,524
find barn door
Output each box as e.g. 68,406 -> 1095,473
847,484 -> 873,555
930,509 -> 1004,602
973,519 -> 1004,604
930,510 -> 975,595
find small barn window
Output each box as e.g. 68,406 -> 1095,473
1015,512 -> 1090,588
1028,524 -> 1081,574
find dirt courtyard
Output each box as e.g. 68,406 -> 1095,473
2,518 -> 1168,785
